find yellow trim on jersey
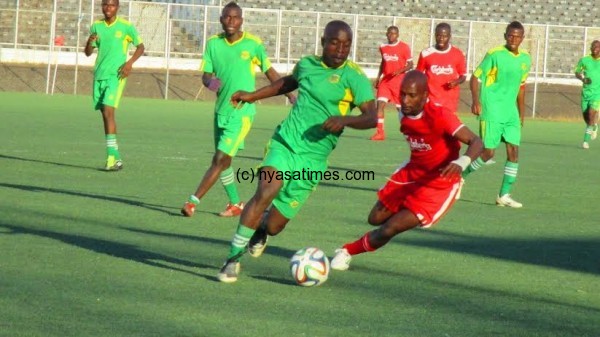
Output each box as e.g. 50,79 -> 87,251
338,88 -> 353,116
244,32 -> 263,44
114,78 -> 127,108
485,67 -> 498,87
229,116 -> 252,156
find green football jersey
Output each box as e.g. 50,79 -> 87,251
201,32 -> 272,116
575,55 -> 600,99
90,17 -> 142,80
276,55 -> 374,159
473,46 -> 531,122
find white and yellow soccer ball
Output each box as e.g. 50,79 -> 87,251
290,247 -> 330,287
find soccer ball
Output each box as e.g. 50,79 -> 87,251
290,247 -> 330,287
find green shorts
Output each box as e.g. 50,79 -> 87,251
261,136 -> 328,220
214,113 -> 254,157
581,96 -> 600,113
479,119 -> 521,148
93,77 -> 127,110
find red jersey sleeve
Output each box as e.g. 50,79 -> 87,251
441,108 -> 465,136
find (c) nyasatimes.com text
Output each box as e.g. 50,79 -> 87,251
236,168 -> 375,184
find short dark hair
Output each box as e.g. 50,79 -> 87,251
223,1 -> 242,15
435,22 -> 451,33
506,21 -> 524,33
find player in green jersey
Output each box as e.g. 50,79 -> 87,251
462,21 -> 531,208
84,0 -> 144,171
216,20 -> 378,283
574,40 -> 600,149
180,1 -> 294,218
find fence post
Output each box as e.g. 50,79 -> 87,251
314,12 -> 320,56
74,0 -> 83,95
532,38 -> 541,119
46,3 -> 58,94
14,0 -> 20,49
165,4 -> 172,100
543,25 -> 549,79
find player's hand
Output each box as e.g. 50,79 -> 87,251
439,163 -> 463,181
445,81 -> 457,89
231,90 -> 254,107
207,78 -> 221,92
87,33 -> 98,44
322,116 -> 346,133
286,93 -> 297,105
583,77 -> 592,85
118,62 -> 133,79
471,101 -> 481,116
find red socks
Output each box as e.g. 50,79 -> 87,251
343,232 -> 376,255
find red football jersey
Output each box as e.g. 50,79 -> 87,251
399,101 -> 464,180
416,45 -> 466,113
380,41 -> 412,82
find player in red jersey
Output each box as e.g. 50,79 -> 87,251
416,22 -> 466,113
371,26 -> 413,141
330,71 -> 482,271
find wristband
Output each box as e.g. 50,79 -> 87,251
451,155 -> 472,171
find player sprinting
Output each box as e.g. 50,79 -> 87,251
370,26 -> 413,141
180,2 -> 294,218
330,70 -> 483,271
416,22 -> 466,113
84,0 -> 144,171
461,21 -> 531,208
574,40 -> 600,149
217,20 -> 378,283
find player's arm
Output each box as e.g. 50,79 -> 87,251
322,100 -> 378,133
440,126 -> 483,179
517,83 -> 526,126
231,75 -> 298,105
469,74 -> 482,115
575,67 -> 591,84
202,72 -> 221,92
265,67 -> 296,104
447,74 -> 466,89
84,33 -> 97,57
119,43 -> 145,79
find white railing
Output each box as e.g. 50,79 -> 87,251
1,0 -> 599,115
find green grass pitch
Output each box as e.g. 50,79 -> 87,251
1,92 -> 599,337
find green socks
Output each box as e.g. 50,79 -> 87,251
187,195 -> 200,205
227,224 -> 255,261
106,134 -> 120,159
499,161 -> 519,196
584,126 -> 593,142
220,167 -> 240,205
462,157 -> 486,178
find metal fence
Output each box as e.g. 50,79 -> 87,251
1,0 -> 599,112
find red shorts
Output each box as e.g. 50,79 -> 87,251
377,168 -> 462,227
377,78 -> 402,106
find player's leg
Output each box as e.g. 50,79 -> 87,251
496,120 -> 522,208
371,82 -> 393,140
182,115 -> 251,217
462,120 -> 497,178
217,115 -> 253,215
247,205 -> 289,258
249,153 -> 325,258
98,78 -> 126,171
370,99 -> 387,140
332,179 -> 460,271
582,99 -> 599,148
218,166 -> 283,283
181,150 -> 233,217
332,171 -> 412,270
